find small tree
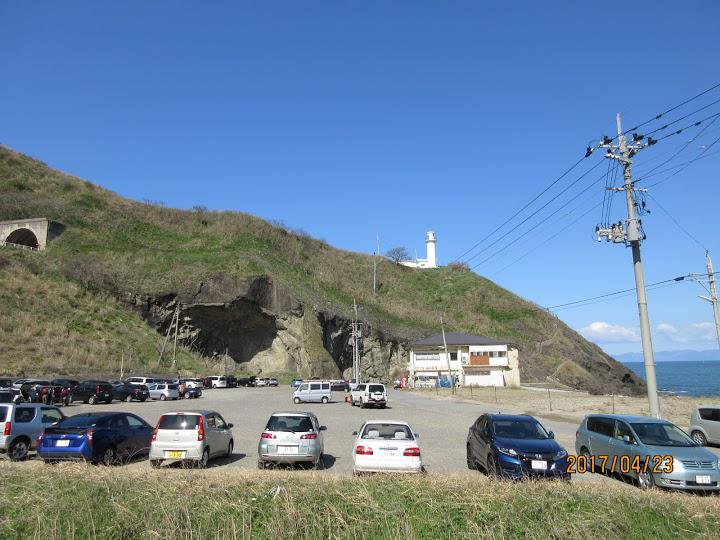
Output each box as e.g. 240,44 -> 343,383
385,246 -> 410,264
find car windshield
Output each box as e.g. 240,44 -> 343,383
630,422 -> 696,447
368,385 -> 384,393
361,423 -> 414,440
61,415 -> 102,428
266,416 -> 314,433
493,419 -> 550,440
158,415 -> 201,430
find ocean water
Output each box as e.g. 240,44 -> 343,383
623,360 -> 720,397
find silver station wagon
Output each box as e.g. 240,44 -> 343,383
576,414 -> 720,491
257,412 -> 326,469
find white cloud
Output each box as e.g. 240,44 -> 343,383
657,321 -> 717,343
578,321 -> 640,343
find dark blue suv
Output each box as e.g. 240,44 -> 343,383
466,413 -> 570,480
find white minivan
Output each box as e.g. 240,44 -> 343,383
293,381 -> 332,404
208,376 -> 228,389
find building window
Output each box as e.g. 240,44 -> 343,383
498,351 -> 507,358
450,352 -> 458,361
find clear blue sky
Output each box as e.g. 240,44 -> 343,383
2,1 -> 720,355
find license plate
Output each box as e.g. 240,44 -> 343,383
277,446 -> 298,455
165,450 -> 185,459
381,451 -> 396,457
531,460 -> 547,470
55,440 -> 70,447
696,475 -> 712,485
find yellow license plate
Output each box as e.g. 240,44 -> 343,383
166,451 -> 184,459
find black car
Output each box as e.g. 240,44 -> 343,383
38,412 -> 154,464
51,379 -> 79,389
111,383 -> 149,402
71,381 -> 114,405
330,380 -> 350,392
0,378 -> 13,388
183,386 -> 202,399
19,380 -> 51,399
237,376 -> 257,387
466,414 -> 570,480
226,376 -> 238,388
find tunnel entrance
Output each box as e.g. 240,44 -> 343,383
5,228 -> 39,249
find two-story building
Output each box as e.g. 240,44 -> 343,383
408,332 -> 520,388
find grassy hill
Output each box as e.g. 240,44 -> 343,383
0,146 -> 643,393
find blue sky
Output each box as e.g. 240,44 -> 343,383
2,1 -> 720,355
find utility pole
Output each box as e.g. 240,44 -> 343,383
373,234 -> 379,295
594,113 -> 660,418
171,306 -> 180,370
157,304 -> 178,367
695,252 -> 720,352
350,299 -> 363,384
440,315 -> 455,395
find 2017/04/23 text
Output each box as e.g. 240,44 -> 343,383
567,454 -> 673,474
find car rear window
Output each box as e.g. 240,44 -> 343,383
699,408 -> 720,422
0,406 -> 8,422
60,415 -> 102,428
168,384 -> 178,390
158,414 -> 200,430
266,415 -> 314,433
362,423 -> 413,440
368,385 -> 385,393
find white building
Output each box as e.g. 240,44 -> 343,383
399,231 -> 437,269
408,333 -> 520,388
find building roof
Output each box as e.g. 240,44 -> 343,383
410,332 -> 512,347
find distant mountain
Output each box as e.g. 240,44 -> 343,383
616,350 -> 720,363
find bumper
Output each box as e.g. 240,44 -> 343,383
258,443 -> 320,463
353,459 -> 423,474
496,454 -> 569,480
149,443 -> 205,461
655,470 -> 720,491
38,447 -> 93,461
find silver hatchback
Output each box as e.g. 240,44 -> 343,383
257,412 -> 326,469
149,410 -> 234,468
0,403 -> 65,460
689,405 -> 720,446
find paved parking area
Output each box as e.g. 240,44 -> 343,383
57,386 -> 691,487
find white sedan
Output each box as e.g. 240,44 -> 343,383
352,420 -> 424,474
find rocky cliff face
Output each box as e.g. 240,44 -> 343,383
127,275 -> 408,382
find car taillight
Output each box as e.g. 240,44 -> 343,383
86,428 -> 96,448
355,445 -> 373,455
3,422 -> 11,436
261,432 -> 276,439
403,447 -> 421,457
197,415 -> 205,441
152,421 -> 159,442
300,433 -> 317,439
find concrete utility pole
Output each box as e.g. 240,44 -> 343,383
171,306 -> 180,370
373,234 -> 380,295
351,299 -> 362,384
440,315 -> 455,395
596,113 -> 661,418
699,252 -> 720,352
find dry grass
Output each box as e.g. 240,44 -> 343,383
0,462 -> 718,539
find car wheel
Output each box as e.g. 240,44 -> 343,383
105,399 -> 112,404
257,460 -> 266,470
226,440 -> 233,458
198,448 -> 209,469
360,399 -> 366,409
293,397 -> 301,404
379,404 -> 386,409
101,447 -> 116,466
160,394 -> 166,401
691,431 -> 707,446
150,459 -> 163,468
581,448 -> 596,473
636,470 -> 655,490
68,394 -> 74,404
9,439 -> 30,461
141,398 -> 147,402
321,396 -> 329,404
88,395 -> 97,405
125,395 -> 133,403
466,445 -> 477,471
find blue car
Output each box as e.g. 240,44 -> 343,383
290,378 -> 303,389
38,412 -> 154,465
466,413 -> 570,480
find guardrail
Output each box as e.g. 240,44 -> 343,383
0,240 -> 39,251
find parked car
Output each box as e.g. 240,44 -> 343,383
290,378 -> 303,389
256,378 -> 270,387
51,379 -> 79,389
258,412 -> 326,469
207,376 -> 228,389
689,405 -> 720,446
0,403 -> 65,460
575,414 -> 720,491
12,379 -> 33,390
28,384 -> 68,406
19,380 -> 51,399
467,414 -> 569,480
267,378 -> 279,387
227,376 -> 238,388
183,386 -> 203,399
112,383 -> 149,402
0,378 -> 15,388
350,383 -> 387,408
348,379 -> 359,391
0,389 -> 22,404
147,383 -> 180,401
126,377 -> 158,386
182,378 -> 204,389
293,381 -> 332,404
150,410 -> 233,468
238,376 -> 257,387
38,412 -> 154,465
330,380 -> 350,392
352,420 -> 423,474
71,381 -> 114,405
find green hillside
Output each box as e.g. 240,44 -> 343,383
0,146 -> 643,394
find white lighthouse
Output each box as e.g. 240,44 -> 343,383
399,230 -> 438,269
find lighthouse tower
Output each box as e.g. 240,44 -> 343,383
425,230 -> 437,268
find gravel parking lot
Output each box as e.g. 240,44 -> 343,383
56,385 -> 708,487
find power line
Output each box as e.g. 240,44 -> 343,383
642,98 -> 720,138
645,134 -> 720,188
550,281 -> 683,313
645,193 -> 707,251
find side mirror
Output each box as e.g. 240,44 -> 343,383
548,431 -> 555,439
622,435 -> 631,444
352,430 -> 358,436
415,433 -> 420,439
227,423 -> 234,429
319,426 -> 327,431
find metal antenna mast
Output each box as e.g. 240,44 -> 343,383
593,113 -> 661,418
689,252 -> 720,352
